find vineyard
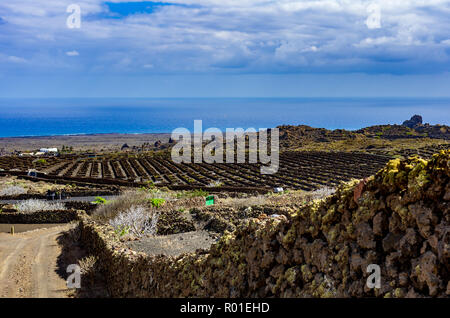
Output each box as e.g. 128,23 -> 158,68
0,151 -> 392,191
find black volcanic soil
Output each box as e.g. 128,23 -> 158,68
126,230 -> 217,257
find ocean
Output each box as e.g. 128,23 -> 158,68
0,98 -> 449,137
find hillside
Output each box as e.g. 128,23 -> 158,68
278,115 -> 449,154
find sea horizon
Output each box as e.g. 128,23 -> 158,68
0,97 -> 449,138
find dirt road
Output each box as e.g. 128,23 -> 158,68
0,224 -> 74,298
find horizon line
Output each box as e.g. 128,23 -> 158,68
2,96 -> 450,99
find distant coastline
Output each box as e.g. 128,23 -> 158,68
0,132 -> 167,139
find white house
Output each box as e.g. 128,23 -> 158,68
39,148 -> 58,153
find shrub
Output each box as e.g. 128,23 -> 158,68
145,188 -> 174,201
79,255 -> 98,275
0,185 -> 26,196
108,205 -> 159,237
91,196 -> 109,205
15,199 -> 66,213
78,255 -> 100,288
149,198 -> 165,208
115,225 -> 130,237
92,191 -> 146,221
93,190 -> 175,222
35,158 -> 47,164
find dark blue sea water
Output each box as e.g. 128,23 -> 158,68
0,98 -> 448,137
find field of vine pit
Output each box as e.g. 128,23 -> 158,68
0,152 -> 392,191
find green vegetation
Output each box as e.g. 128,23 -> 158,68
139,183 -> 156,193
114,225 -> 130,237
149,198 -> 166,208
138,181 -> 155,191
92,196 -> 109,205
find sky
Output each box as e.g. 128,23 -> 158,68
1,0 -> 450,98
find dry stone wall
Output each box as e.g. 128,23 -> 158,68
0,209 -> 81,223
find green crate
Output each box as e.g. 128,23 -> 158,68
205,195 -> 215,206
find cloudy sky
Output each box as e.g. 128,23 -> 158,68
1,0 -> 450,97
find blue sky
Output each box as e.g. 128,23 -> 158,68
1,0 -> 450,97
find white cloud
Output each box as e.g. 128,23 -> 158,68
302,46 -> 319,53
8,56 -> 27,63
356,37 -> 395,47
66,51 -> 79,56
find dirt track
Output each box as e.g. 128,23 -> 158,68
0,224 -> 74,298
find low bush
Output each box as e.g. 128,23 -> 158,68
92,191 -> 146,221
91,196 -> 109,205
108,205 -> 159,237
14,199 -> 66,213
78,255 -> 98,279
149,198 -> 166,208
0,185 -> 27,196
34,158 -> 47,165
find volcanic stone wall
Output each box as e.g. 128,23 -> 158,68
0,210 -> 81,223
79,150 -> 449,297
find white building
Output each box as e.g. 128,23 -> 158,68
39,148 -> 58,153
